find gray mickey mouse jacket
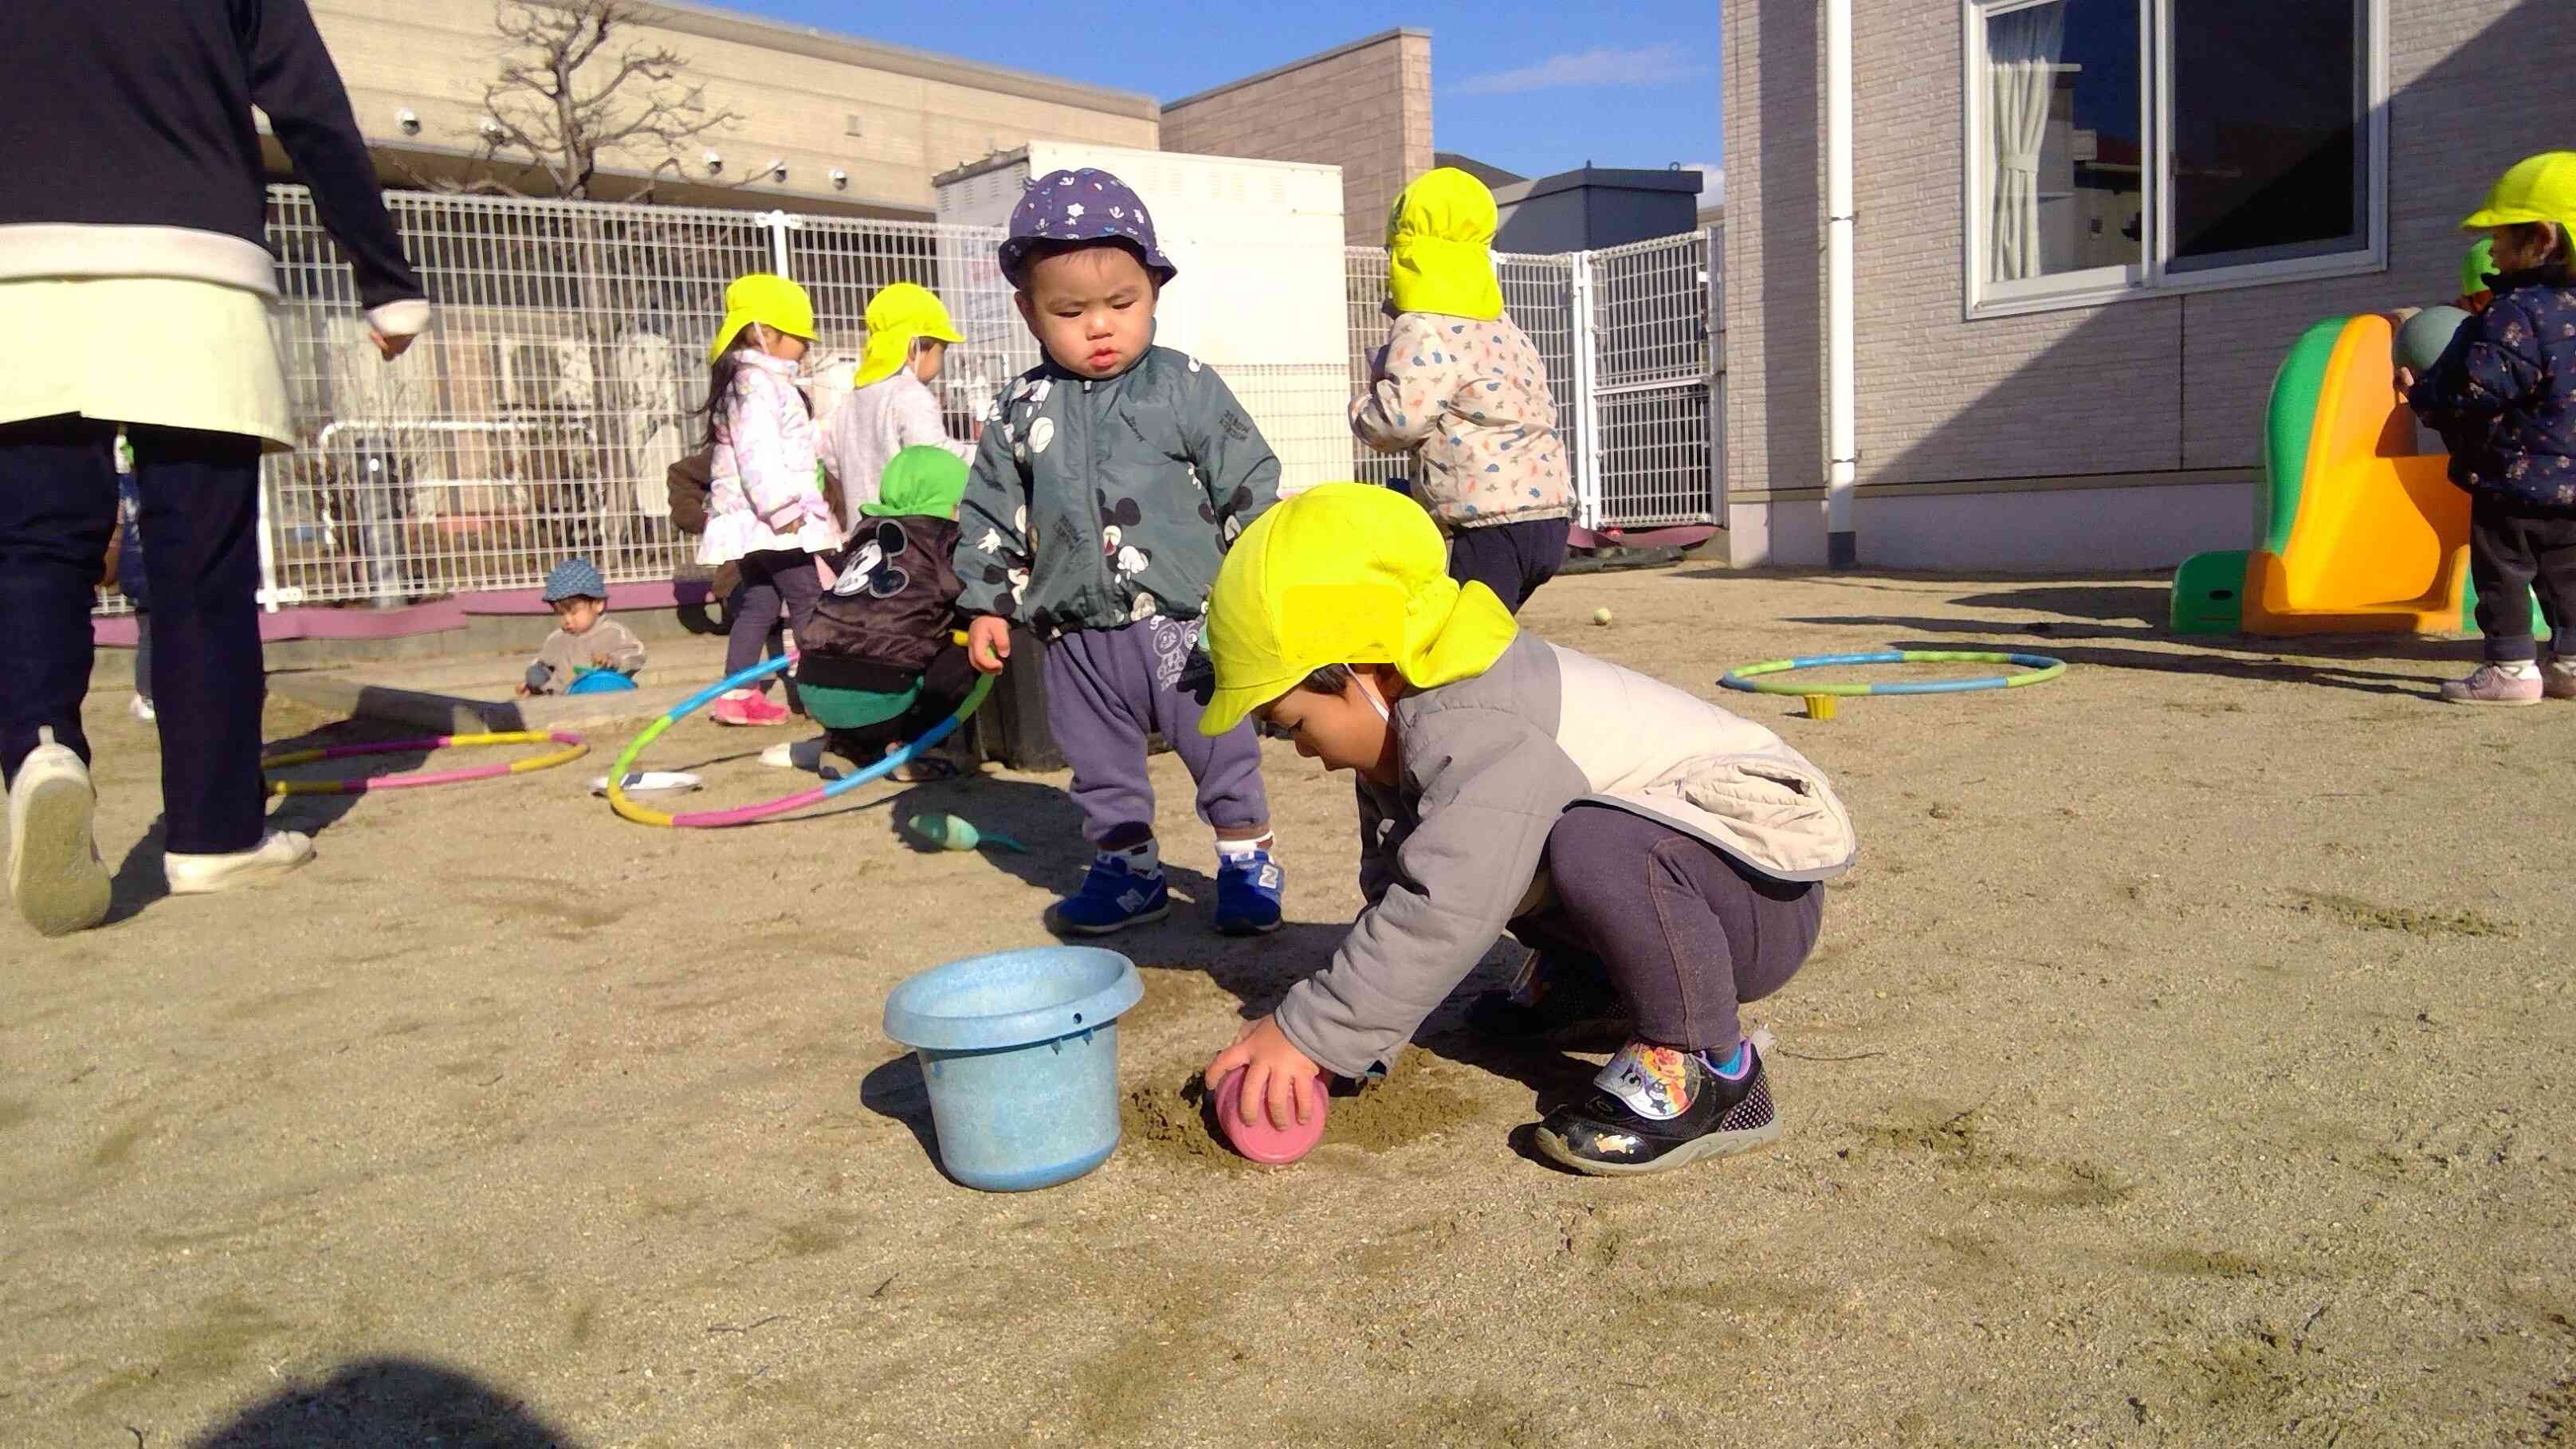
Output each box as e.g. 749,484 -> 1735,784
953,347 -> 1282,640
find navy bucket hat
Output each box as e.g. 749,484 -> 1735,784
543,557 -> 607,603
998,168 -> 1177,287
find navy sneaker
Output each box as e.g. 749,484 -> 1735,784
1464,950 -> 1632,1046
1046,851 -> 1171,937
1534,1039 -> 1781,1176
1214,848 -> 1285,936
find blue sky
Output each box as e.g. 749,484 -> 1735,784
744,1 -> 1723,202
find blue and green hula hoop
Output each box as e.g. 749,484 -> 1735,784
1718,650 -> 2066,698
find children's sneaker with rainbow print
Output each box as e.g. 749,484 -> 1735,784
1212,842 -> 1285,936
1535,1037 -> 1781,1176
1046,842 -> 1171,937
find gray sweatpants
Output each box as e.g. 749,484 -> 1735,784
1042,617 -> 1268,846
1513,803 -> 1824,1052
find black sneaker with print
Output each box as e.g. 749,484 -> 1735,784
1534,1038 -> 1781,1176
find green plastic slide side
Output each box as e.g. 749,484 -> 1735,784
2258,317 -> 2350,556
2170,549 -> 2250,634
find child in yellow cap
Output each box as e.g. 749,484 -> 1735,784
2401,152 -> 2576,705
1196,484 -> 1855,1175
821,282 -> 975,527
698,273 -> 834,728
1350,167 -> 1575,612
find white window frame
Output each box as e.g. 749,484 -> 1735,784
1961,0 -> 2388,320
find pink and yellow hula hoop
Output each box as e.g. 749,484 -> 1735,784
261,730 -> 590,796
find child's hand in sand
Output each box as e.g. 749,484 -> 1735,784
1204,1016 -> 1320,1132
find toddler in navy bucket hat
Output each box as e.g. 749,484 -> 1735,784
950,167 -> 1291,938
521,557 -> 648,696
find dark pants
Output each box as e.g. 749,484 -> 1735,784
2469,493 -> 2576,664
1512,804 -> 1824,1053
1042,617 -> 1268,846
1448,516 -> 1571,614
821,644 -> 980,759
724,548 -> 823,694
1,415 -> 269,855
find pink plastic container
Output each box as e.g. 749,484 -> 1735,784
1214,1067 -> 1329,1164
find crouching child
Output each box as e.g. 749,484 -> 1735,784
1195,484 -> 1856,1175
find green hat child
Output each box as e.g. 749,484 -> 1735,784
861,446 -> 969,520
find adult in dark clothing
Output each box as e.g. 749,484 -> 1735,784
0,0 -> 431,936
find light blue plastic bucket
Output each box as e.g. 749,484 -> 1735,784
882,947 -> 1142,1192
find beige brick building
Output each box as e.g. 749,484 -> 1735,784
1722,1 -> 2576,571
1160,29 -> 1434,245
296,0 -> 1160,218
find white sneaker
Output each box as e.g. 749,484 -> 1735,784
759,736 -> 839,773
128,695 -> 155,723
7,728 -> 112,937
164,830 -> 314,896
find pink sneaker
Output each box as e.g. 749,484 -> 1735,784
2438,665 -> 2544,706
710,689 -> 792,726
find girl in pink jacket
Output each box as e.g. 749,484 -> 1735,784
698,274 -> 837,727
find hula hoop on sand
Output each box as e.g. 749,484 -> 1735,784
1718,650 -> 2066,698
607,644 -> 993,830
261,731 -> 590,796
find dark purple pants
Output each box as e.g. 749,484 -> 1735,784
1513,803 -> 1824,1052
1042,618 -> 1268,846
724,548 -> 823,695
1448,516 -> 1571,614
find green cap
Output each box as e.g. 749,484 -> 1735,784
860,446 -> 969,519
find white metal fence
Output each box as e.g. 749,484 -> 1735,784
100,190 -> 1718,615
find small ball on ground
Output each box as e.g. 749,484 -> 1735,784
1592,607 -> 1614,626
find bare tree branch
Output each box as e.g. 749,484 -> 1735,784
411,0 -> 744,203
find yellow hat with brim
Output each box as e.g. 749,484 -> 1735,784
1198,482 -> 1520,736
709,273 -> 818,363
1386,167 -> 1506,322
852,282 -> 968,389
2463,151 -> 2576,235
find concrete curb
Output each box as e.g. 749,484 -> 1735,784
265,672 -> 709,736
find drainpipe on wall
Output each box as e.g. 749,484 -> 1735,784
1823,0 -> 1858,567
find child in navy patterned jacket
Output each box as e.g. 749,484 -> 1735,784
2404,153 -> 2576,706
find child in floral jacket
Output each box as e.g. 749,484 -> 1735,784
1351,167 -> 1576,612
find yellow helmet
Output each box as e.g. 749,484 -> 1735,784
709,273 -> 817,363
2463,151 -> 2576,237
1198,483 -> 1518,736
852,282 -> 967,389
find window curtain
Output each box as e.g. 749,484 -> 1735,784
1988,3 -> 2066,282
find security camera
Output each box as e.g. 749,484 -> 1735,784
830,167 -> 848,191
703,150 -> 723,174
764,158 -> 787,181
396,108 -> 421,135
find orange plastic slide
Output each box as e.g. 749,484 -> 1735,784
2240,312 -> 2472,635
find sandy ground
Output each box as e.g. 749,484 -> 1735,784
6,567 -> 2575,1448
